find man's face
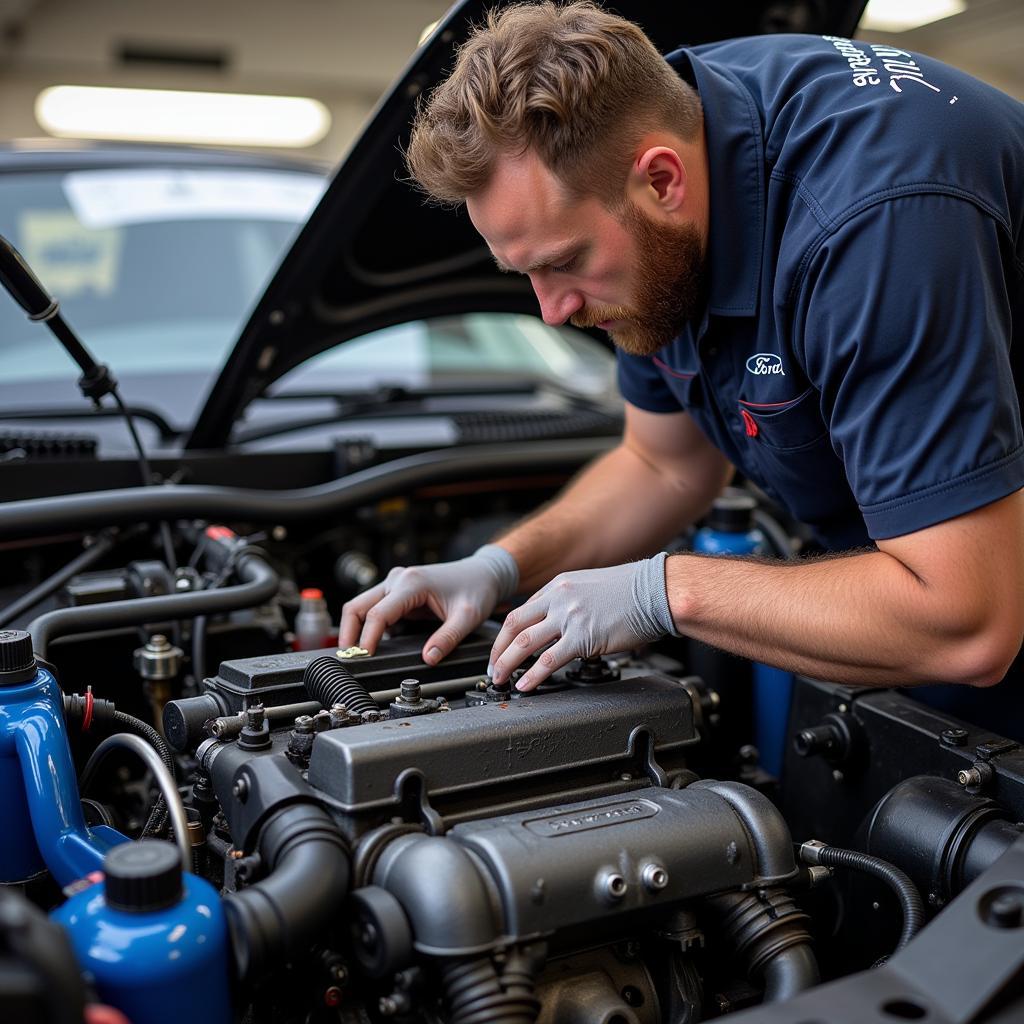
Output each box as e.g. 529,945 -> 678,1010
466,149 -> 705,356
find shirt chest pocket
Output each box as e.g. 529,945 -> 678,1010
739,386 -> 827,451
739,387 -> 853,527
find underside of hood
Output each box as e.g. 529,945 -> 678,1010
186,0 -> 866,450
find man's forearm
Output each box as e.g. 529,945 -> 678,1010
666,546 -> 1016,687
499,441 -> 726,594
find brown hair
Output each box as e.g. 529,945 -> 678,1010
406,1 -> 701,207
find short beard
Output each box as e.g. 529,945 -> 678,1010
570,201 -> 706,357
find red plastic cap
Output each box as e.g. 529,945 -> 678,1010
205,525 -> 236,541
300,588 -> 324,600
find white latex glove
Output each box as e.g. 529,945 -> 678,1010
488,553 -> 677,691
338,544 -> 518,665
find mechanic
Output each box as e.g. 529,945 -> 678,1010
340,2 -> 1024,720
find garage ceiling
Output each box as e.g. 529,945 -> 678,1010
0,0 -> 1019,161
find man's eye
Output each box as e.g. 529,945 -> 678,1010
551,256 -> 577,274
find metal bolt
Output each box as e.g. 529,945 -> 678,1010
987,893 -> 1024,928
245,705 -> 266,729
399,679 -> 421,703
602,872 -> 627,901
272,525 -> 288,540
642,863 -> 669,892
294,715 -> 314,733
837,703 -> 849,713
958,767 -> 984,788
313,710 -> 332,732
941,727 -> 969,747
232,777 -> 249,802
361,709 -> 383,724
330,964 -> 348,984
210,718 -> 231,738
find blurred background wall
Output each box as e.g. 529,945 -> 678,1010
0,0 -> 1020,165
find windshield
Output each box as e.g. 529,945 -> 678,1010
0,164 -> 326,418
274,314 -> 616,398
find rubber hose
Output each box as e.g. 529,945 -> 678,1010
224,802 -> 349,982
808,845 -> 924,951
27,552 -> 278,660
109,709 -> 174,836
0,438 -> 612,538
441,954 -> 540,1024
762,945 -> 821,1002
705,888 -> 818,1003
304,656 -> 379,716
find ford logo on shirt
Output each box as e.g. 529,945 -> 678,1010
746,353 -> 786,376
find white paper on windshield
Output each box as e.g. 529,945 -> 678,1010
63,168 -> 326,229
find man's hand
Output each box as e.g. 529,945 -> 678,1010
338,544 -> 519,665
488,553 -> 677,691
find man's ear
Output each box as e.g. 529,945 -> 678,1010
629,146 -> 687,213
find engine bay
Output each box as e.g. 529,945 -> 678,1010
3,484 -> 1024,1024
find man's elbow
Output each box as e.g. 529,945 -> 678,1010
936,624 -> 1024,688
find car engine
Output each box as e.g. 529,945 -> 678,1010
3,502 -> 1024,1024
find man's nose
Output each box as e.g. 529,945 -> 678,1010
531,276 -> 583,327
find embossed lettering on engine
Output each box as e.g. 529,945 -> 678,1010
524,799 -> 661,837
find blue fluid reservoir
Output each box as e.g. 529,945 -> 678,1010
692,493 -> 793,776
0,629 -> 124,883
53,840 -> 232,1024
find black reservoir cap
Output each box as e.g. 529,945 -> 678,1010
104,840 -> 183,913
0,629 -> 37,685
706,493 -> 757,533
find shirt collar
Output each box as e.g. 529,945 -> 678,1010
665,48 -> 766,317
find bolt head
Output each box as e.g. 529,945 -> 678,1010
987,893 -> 1024,928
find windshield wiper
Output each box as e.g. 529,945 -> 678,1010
0,404 -> 179,443
234,378 -> 608,445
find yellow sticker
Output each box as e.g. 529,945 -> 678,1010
336,646 -> 370,659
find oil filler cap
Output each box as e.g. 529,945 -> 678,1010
104,840 -> 183,913
0,629 -> 36,685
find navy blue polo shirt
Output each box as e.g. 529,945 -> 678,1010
618,34 -> 1024,551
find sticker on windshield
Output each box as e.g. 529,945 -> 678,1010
18,210 -> 121,298
62,168 -> 327,229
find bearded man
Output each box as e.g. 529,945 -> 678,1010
340,1 -> 1024,725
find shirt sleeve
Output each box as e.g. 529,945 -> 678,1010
793,192 -> 1024,540
616,349 -> 684,413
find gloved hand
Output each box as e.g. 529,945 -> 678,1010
338,544 -> 519,664
488,553 -> 678,691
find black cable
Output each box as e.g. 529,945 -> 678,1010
801,842 -> 925,951
109,709 -> 175,837
111,390 -> 177,572
0,530 -> 119,628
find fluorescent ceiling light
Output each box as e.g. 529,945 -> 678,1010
35,86 -> 331,148
860,0 -> 966,33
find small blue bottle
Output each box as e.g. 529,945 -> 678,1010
691,492 -> 793,777
53,840 -> 232,1024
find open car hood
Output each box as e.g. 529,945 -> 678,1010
186,0 -> 866,450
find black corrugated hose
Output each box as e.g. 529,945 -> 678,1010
800,842 -> 925,951
109,709 -> 175,836
304,656 -> 379,717
441,949 -> 541,1024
